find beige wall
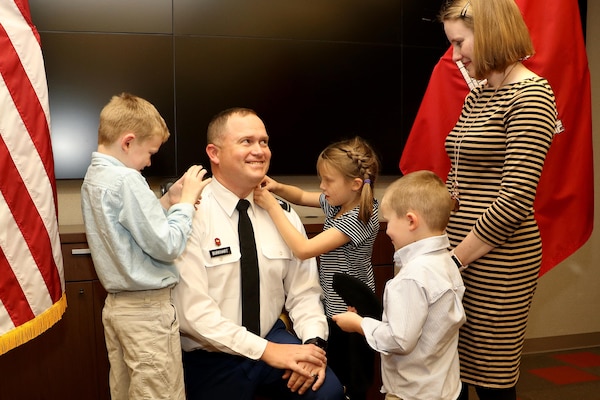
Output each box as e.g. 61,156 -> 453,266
55,3 -> 600,345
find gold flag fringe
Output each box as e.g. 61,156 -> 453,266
0,293 -> 67,356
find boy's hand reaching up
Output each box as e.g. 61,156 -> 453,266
180,165 -> 211,206
160,165 -> 211,209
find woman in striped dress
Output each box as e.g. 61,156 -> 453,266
440,1 -> 557,399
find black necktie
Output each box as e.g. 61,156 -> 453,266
236,199 -> 260,334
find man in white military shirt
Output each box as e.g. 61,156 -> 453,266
172,107 -> 344,400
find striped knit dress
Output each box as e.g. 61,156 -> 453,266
445,77 -> 556,388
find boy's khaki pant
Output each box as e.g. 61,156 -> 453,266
103,287 -> 185,400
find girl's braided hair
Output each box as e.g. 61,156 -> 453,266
317,136 -> 380,224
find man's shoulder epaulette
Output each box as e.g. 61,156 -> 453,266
277,198 -> 291,212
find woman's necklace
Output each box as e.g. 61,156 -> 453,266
450,63 -> 518,212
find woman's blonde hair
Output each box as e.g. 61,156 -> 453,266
381,170 -> 452,232
317,136 -> 380,224
98,92 -> 169,145
440,0 -> 534,79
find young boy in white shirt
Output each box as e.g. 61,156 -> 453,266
333,170 -> 466,400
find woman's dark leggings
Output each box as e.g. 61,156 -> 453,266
458,382 -> 517,400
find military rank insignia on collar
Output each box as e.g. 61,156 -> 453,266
277,198 -> 290,212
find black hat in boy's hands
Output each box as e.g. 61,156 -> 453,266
332,273 -> 383,319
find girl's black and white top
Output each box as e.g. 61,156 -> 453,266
318,193 -> 379,318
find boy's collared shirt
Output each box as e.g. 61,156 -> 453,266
81,152 -> 195,292
361,234 -> 466,400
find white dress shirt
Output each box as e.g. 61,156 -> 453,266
173,179 -> 328,360
361,235 -> 466,400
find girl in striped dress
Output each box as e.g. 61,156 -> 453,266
254,136 -> 380,400
440,1 -> 557,399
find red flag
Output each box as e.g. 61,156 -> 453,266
0,0 -> 66,355
399,50 -> 470,179
399,0 -> 593,276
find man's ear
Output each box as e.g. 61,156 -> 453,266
206,143 -> 219,165
120,132 -> 136,152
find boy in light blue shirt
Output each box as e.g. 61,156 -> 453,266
81,92 -> 211,400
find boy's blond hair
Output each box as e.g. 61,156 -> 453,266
381,170 -> 452,232
98,92 -> 170,146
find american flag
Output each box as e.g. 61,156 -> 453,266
0,0 -> 66,355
